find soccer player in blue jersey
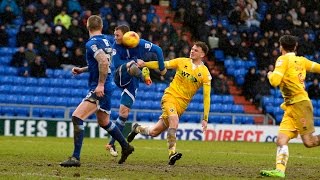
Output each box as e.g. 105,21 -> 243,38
60,15 -> 134,167
105,25 -> 167,156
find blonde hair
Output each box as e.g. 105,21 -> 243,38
87,15 -> 103,32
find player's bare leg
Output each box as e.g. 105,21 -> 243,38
167,115 -> 182,165
127,118 -> 167,142
127,60 -> 152,85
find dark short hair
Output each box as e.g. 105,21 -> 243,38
115,25 -> 130,34
279,35 -> 297,52
194,41 -> 209,55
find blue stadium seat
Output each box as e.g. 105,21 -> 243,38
275,115 -> 283,124
68,97 -> 79,107
179,114 -> 189,123
68,108 -> 76,118
77,73 -> 89,80
221,116 -> 232,124
31,96 -> 44,105
209,115 -> 220,124
34,87 -> 47,96
137,112 -> 147,121
55,97 -> 67,106
111,99 -> 120,109
0,47 -> 10,55
214,49 -> 225,61
140,100 -> 152,109
155,83 -> 167,92
5,67 -> 18,76
262,96 -> 274,106
312,100 -> 318,108
0,94 -> 6,103
235,116 -> 243,124
53,69 -> 67,78
224,59 -> 234,68
15,107 -> 30,117
232,105 -> 244,113
7,95 -> 18,104
20,95 -> 32,104
46,69 -> 54,78
222,95 -> 233,104
188,114 -> 201,123
13,76 -> 26,85
151,112 -> 161,121
53,108 -> 65,118
193,94 -> 202,103
234,60 -> 245,69
0,85 -> 11,94
187,102 -> 198,112
210,103 -> 222,112
1,106 -> 15,116
265,106 -> 274,114
0,76 -> 14,84
110,111 -> 118,120
243,116 -> 254,124
38,78 -> 51,86
246,61 -> 256,68
273,107 -> 284,117
150,101 -> 161,109
0,56 -> 12,65
274,98 -> 282,106
314,119 -> 320,126
211,95 -> 223,103
39,108 -> 55,118
25,77 -> 38,86
221,104 -> 232,113
50,79 -> 63,87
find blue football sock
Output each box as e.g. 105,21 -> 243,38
109,116 -> 127,145
102,121 -> 128,149
71,116 -> 84,160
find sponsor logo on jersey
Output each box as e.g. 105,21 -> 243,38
91,44 -> 98,52
276,60 -> 283,67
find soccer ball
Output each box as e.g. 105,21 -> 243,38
122,31 -> 140,48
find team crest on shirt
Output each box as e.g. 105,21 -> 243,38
170,108 -> 174,112
144,43 -> 151,50
276,60 -> 283,67
112,49 -> 117,56
91,45 -> 98,52
198,73 -> 201,76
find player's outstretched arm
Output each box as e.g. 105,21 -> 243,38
72,66 -> 88,75
203,84 -> 211,129
305,58 -> 320,73
150,44 -> 167,75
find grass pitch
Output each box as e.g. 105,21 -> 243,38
1,136 -> 320,179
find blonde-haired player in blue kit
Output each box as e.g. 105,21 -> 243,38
59,15 -> 133,167
260,35 -> 320,178
127,41 -> 211,165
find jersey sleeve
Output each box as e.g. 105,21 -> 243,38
203,83 -> 211,121
202,67 -> 212,85
202,67 -> 212,121
144,58 -> 184,70
269,56 -> 288,87
164,58 -> 184,69
90,39 -> 111,59
305,57 -> 320,73
140,39 -> 165,71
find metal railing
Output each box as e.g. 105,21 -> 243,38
0,103 -> 271,124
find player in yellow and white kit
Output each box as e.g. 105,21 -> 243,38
260,35 -> 320,178
127,41 -> 211,165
